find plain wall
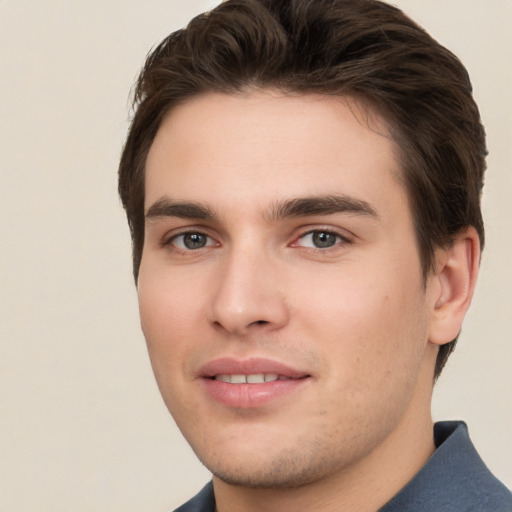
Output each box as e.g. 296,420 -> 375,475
1,1 -> 510,510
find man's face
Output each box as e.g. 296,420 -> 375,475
138,91 -> 439,488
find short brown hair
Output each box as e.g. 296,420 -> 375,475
118,0 -> 486,378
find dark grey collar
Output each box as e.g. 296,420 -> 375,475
379,421 -> 512,511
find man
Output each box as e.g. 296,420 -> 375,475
118,0 -> 512,510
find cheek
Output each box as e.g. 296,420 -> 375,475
295,265 -> 429,378
137,267 -> 199,380
137,271 -> 203,420
138,263 -> 200,334
300,275 -> 430,435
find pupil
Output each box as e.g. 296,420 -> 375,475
184,233 -> 206,249
312,231 -> 336,248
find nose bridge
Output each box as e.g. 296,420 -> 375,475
209,239 -> 288,335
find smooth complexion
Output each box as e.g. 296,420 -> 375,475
138,91 -> 479,512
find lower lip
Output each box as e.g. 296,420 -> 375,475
202,378 -> 309,409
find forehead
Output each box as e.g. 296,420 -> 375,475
144,90 -> 405,217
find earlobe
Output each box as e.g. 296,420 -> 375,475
428,227 -> 481,346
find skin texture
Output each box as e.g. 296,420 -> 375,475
138,91 -> 479,512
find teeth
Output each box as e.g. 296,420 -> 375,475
214,373 -> 285,384
247,374 -> 265,384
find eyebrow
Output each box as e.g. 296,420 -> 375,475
266,194 -> 378,221
145,194 -> 378,223
145,198 -> 215,221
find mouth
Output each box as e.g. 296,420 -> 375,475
199,358 -> 311,408
212,373 -> 303,384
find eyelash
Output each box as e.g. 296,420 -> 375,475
293,229 -> 351,251
163,230 -> 217,252
162,227 -> 352,253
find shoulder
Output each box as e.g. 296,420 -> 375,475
432,422 -> 512,511
380,421 -> 512,512
173,481 -> 215,512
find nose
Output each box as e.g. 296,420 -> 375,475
207,247 -> 290,336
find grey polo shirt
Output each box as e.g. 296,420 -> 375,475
174,421 -> 512,512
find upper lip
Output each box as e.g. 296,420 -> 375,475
199,357 -> 310,379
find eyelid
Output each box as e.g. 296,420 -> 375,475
291,227 -> 353,249
162,227 -> 219,250
159,224 -> 352,251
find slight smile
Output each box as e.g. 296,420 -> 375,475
214,373 -> 295,384
199,358 -> 312,408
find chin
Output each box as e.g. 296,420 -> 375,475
196,441 -> 349,490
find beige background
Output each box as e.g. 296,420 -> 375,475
0,1 -> 510,510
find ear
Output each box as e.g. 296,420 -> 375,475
428,226 -> 481,346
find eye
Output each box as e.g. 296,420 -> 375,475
169,232 -> 216,250
296,230 -> 346,249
